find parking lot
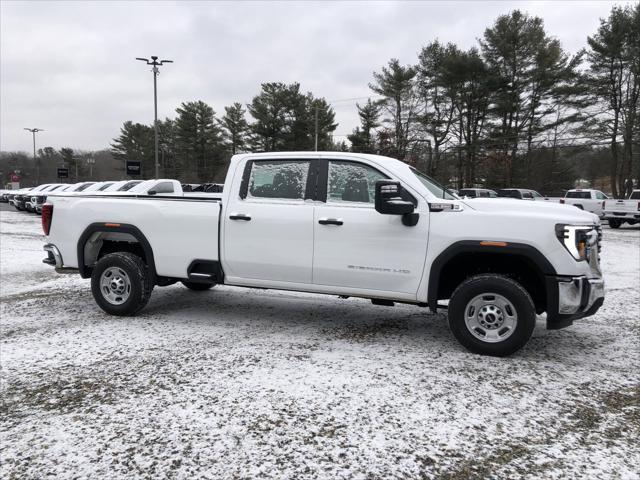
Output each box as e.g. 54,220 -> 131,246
1,206 -> 638,479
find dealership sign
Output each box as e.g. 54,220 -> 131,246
57,168 -> 69,179
126,160 -> 141,176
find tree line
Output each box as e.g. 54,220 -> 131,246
2,4 -> 637,196
349,4 -> 639,196
111,83 -> 339,182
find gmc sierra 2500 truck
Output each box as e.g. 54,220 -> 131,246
41,152 -> 605,356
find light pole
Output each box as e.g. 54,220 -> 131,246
24,128 -> 44,184
136,56 -> 173,179
86,156 -> 95,179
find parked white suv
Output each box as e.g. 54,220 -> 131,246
41,152 -> 604,356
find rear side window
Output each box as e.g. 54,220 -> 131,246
119,181 -> 142,191
75,183 -> 95,192
327,161 -> 387,204
151,182 -> 174,194
566,191 -> 590,199
247,161 -> 310,200
459,189 -> 477,198
630,191 -> 640,199
498,190 -> 520,199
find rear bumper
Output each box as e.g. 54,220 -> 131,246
546,275 -> 605,329
604,212 -> 640,220
43,243 -> 63,268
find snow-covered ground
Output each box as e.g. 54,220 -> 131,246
1,208 -> 638,479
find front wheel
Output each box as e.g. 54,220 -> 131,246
608,219 -> 621,229
91,252 -> 153,316
448,274 -> 536,356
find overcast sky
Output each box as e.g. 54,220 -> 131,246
0,0 -> 626,153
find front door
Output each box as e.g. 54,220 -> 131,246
223,159 -> 315,284
312,160 -> 429,296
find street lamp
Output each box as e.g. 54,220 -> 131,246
136,56 -> 173,179
24,128 -> 44,184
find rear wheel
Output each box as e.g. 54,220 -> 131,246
608,219 -> 621,229
448,274 -> 536,356
91,252 -> 153,316
181,281 -> 215,291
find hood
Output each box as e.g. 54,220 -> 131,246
461,198 -> 599,224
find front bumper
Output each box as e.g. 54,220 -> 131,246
546,275 -> 605,329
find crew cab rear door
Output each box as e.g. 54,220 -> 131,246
222,158 -> 315,284
312,159 -> 429,297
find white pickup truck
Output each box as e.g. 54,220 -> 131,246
559,189 -> 609,217
41,152 -> 605,356
603,190 -> 640,228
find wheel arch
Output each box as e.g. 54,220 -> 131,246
427,241 -> 556,312
77,222 -> 157,282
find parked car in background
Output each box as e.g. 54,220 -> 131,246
0,189 -> 12,202
9,187 -> 37,210
603,190 -> 640,228
459,188 -> 498,198
497,188 -> 548,201
559,189 -> 609,218
31,184 -> 69,214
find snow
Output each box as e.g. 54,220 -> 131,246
1,208 -> 639,479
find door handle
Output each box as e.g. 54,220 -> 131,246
318,217 -> 343,226
229,213 -> 251,221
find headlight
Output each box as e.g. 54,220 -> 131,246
555,224 -> 597,261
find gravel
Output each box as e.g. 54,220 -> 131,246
1,209 -> 638,479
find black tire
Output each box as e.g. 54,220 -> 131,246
91,252 -> 153,316
448,274 -> 536,356
608,219 -> 621,229
180,281 -> 215,291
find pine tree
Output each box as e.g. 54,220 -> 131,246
221,102 -> 249,155
110,121 -> 154,178
369,59 -> 418,161
585,3 -> 639,197
348,99 -> 381,154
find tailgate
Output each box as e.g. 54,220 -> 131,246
605,199 -> 639,213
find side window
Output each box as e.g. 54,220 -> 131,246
152,182 -> 174,194
248,161 -> 310,200
531,191 -> 543,198
522,191 -> 533,199
327,161 -> 387,204
595,191 -> 607,200
479,190 -> 489,198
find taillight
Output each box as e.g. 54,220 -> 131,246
637,202 -> 640,211
560,199 -> 565,204
42,203 -> 53,235
602,201 -> 605,210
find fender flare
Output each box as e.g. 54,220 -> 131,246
427,240 -> 557,311
77,222 -> 157,281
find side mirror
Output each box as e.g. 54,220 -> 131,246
147,190 -> 157,196
375,180 -> 415,215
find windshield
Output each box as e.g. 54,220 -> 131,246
410,168 -> 457,199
